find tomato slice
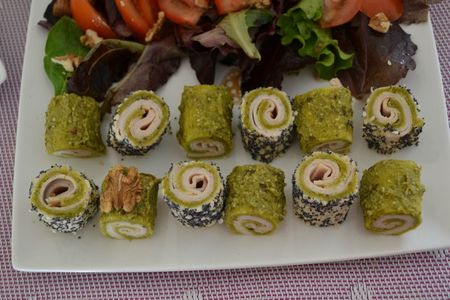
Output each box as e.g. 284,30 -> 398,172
320,0 -> 363,28
181,0 -> 210,8
361,0 -> 404,21
135,0 -> 159,26
214,0 -> 248,15
114,0 -> 150,40
158,0 -> 204,26
70,0 -> 117,38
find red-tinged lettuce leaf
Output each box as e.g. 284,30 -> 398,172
238,0 -> 313,91
239,35 -> 314,92
101,35 -> 183,114
66,39 -> 144,101
333,14 -> 417,99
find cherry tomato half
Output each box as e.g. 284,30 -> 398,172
70,0 -> 117,38
320,0 -> 363,28
361,0 -> 404,21
114,0 -> 150,40
158,0 -> 204,27
214,0 -> 248,15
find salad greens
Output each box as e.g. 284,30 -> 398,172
218,9 -> 273,60
277,0 -> 353,80
43,16 -> 89,95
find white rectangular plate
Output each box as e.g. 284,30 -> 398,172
12,1 -> 450,272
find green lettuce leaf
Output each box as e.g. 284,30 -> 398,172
43,16 -> 90,95
277,0 -> 353,80
218,9 -> 273,60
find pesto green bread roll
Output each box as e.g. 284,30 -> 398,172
292,151 -> 358,227
99,165 -> 159,240
177,85 -> 233,158
107,90 -> 170,156
363,86 -> 424,154
162,161 -> 224,227
294,87 -> 353,154
224,164 -> 286,235
45,93 -> 105,157
29,165 -> 99,233
240,87 -> 295,163
360,160 -> 425,235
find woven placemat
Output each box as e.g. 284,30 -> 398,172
0,1 -> 449,299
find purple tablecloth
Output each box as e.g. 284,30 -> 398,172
1,1 -> 449,299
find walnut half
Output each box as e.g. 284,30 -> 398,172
369,12 -> 391,33
100,165 -> 143,213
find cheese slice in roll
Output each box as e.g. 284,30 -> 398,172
240,87 -> 295,163
29,165 -> 99,233
363,86 -> 424,154
162,161 -> 224,227
108,90 -> 170,156
292,151 -> 359,227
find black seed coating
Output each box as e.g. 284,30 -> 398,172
29,166 -> 99,233
291,153 -> 358,227
240,123 -> 294,163
162,162 -> 225,228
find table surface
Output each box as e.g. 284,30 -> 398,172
1,1 -> 449,299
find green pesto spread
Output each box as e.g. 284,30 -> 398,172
100,172 -> 160,240
177,85 -> 233,158
241,87 -> 293,132
360,159 -> 424,235
294,87 -> 353,154
295,152 -> 358,201
224,164 -> 286,235
30,166 -> 93,218
45,93 -> 105,157
116,90 -> 169,147
365,86 -> 424,129
162,161 -> 222,208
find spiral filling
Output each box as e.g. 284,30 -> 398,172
240,88 -> 294,163
162,161 -> 224,227
168,165 -> 216,204
293,152 -> 358,227
372,214 -> 417,235
232,216 -> 274,235
117,99 -> 163,142
188,139 -> 226,158
363,86 -> 424,154
29,165 -> 99,233
105,221 -> 148,239
108,91 -> 169,156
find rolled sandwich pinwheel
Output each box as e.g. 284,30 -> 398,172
177,85 -> 233,158
360,160 -> 424,235
162,161 -> 224,227
292,151 -> 359,227
29,165 -> 99,233
45,93 -> 105,157
224,164 -> 286,235
99,165 -> 160,240
294,87 -> 353,154
240,87 -> 295,163
107,90 -> 170,156
363,86 -> 424,154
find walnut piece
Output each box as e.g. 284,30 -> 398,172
369,12 -> 391,33
100,165 -> 143,213
145,12 -> 165,43
249,0 -> 271,9
80,29 -> 104,48
51,54 -> 81,72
